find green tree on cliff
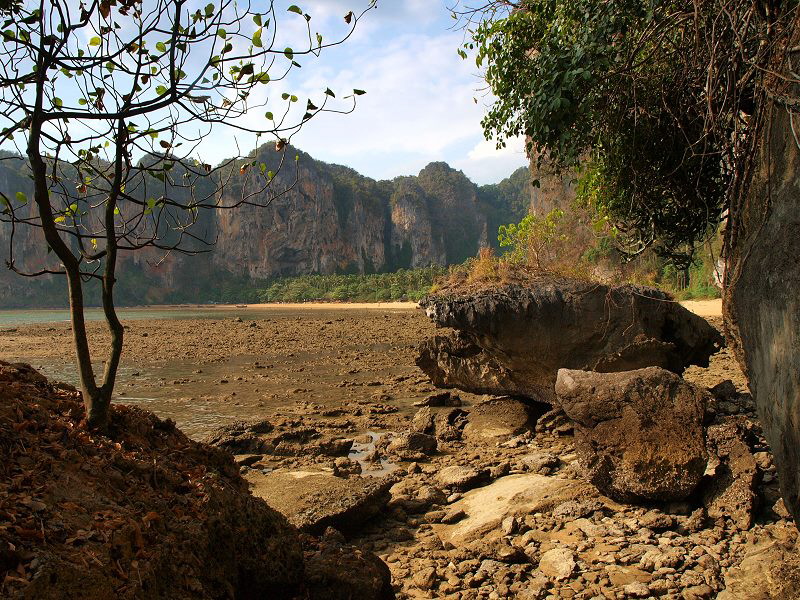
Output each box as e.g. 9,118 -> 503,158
0,0 -> 374,428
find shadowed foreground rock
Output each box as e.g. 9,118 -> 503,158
417,280 -> 723,403
555,367 -> 709,502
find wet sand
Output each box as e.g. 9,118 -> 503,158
0,299 -> 741,439
0,306 -> 450,438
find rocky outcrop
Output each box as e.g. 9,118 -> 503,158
725,102 -> 800,525
0,148 -> 527,307
555,367 -> 709,503
205,419 -> 354,458
418,279 -> 724,403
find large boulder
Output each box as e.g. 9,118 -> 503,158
417,280 -> 723,403
555,367 -> 709,502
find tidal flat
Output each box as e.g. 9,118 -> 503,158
0,305 -> 459,438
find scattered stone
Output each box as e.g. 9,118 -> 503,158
717,524 -> 800,600
519,451 -> 560,475
206,420 -> 354,458
435,465 -> 490,492
622,582 -> 650,598
414,391 -> 463,407
702,417 -> 759,529
432,475 -> 596,547
245,469 -> 395,534
538,548 -> 576,580
333,457 -> 362,477
234,454 -> 263,467
535,408 -> 573,434
303,539 -> 394,600
440,508 -> 467,524
412,566 -> 438,590
462,397 -> 538,442
555,367 -> 709,502
411,406 -> 468,441
386,432 -> 437,461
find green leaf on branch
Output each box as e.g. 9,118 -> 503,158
217,29 -> 227,39
156,41 -> 166,53
324,88 -> 335,97
52,97 -> 63,108
15,191 -> 26,204
284,47 -> 293,60
287,5 -> 302,15
353,89 -> 366,95
252,28 -> 262,47
253,14 -> 262,26
89,36 -> 101,46
265,111 -> 273,120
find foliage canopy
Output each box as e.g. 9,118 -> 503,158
456,0 -> 797,267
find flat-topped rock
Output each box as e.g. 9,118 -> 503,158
431,474 -> 600,546
417,279 -> 723,403
245,469 -> 395,534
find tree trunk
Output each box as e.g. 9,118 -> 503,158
725,102 -> 800,524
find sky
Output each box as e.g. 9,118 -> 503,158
0,0 -> 528,186
210,0 -> 529,185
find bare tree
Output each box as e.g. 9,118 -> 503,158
0,0 -> 375,428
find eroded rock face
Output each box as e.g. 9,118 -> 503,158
555,367 -> 709,503
725,104 -> 800,525
418,280 -> 723,403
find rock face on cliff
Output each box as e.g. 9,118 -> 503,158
0,147 -> 529,307
726,103 -> 800,525
417,279 -> 724,403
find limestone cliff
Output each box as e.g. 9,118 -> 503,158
0,145 -> 530,307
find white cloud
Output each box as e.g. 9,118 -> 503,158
190,2 -> 527,184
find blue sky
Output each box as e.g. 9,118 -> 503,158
1,0 -> 528,185
211,0 -> 529,185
